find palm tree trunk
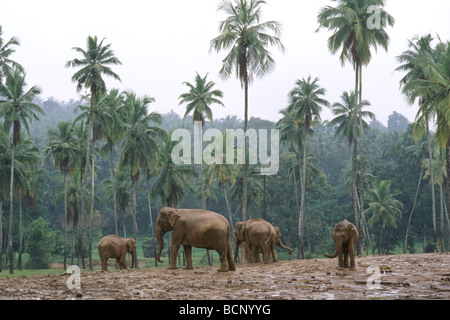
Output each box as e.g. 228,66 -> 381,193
438,147 -> 445,252
88,143 -> 95,270
426,125 -> 439,252
146,179 -> 158,267
131,177 -> 139,269
223,184 -> 234,239
0,198 -> 2,272
357,64 -> 365,256
110,143 -> 119,236
17,194 -> 23,271
242,72 -> 249,221
351,137 -> 359,233
8,147 -> 15,274
404,165 -> 424,253
78,106 -> 93,268
298,128 -> 308,260
64,173 -> 68,270
446,141 -> 450,246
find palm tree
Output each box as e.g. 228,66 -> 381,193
179,72 -> 224,209
45,121 -> 77,270
119,91 -> 165,268
396,35 -> 441,252
317,0 -> 395,248
405,40 -> 450,231
0,26 -> 24,86
403,133 -> 428,253
211,0 -> 284,220
286,76 -> 329,259
66,35 -> 122,267
365,180 -> 403,254
329,90 -> 374,253
152,136 -> 196,208
0,68 -> 43,274
102,169 -> 132,237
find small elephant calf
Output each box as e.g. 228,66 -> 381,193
98,235 -> 136,271
323,220 -> 358,271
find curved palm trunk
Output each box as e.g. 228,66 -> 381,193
404,165 -> 423,253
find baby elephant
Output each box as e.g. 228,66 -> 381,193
323,220 -> 358,271
98,235 -> 136,271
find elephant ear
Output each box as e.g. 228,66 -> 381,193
167,208 -> 181,228
127,239 -> 136,251
238,223 -> 246,241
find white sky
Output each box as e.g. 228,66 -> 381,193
1,0 -> 449,126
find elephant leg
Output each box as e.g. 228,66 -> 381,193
349,242 -> 357,271
271,246 -> 278,262
169,241 -> 180,269
101,258 -> 108,271
217,247 -> 229,272
343,250 -> 349,268
253,246 -> 261,263
118,256 -> 127,270
226,240 -> 236,271
262,246 -> 271,264
337,251 -> 345,269
183,245 -> 193,270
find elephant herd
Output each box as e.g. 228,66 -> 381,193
97,207 -> 358,273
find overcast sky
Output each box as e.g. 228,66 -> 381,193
1,0 -> 449,126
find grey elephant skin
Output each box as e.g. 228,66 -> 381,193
97,235 -> 136,271
156,207 -> 236,272
323,219 -> 358,271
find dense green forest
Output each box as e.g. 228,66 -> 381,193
0,0 -> 449,274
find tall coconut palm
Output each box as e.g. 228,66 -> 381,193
317,0 -> 395,247
286,76 -> 329,259
119,91 -> 165,268
365,180 -> 403,254
179,72 -> 224,209
211,0 -> 284,220
0,26 -> 24,87
329,90 -> 374,252
179,73 -> 224,266
65,35 -> 121,267
0,68 -> 43,274
404,40 -> 450,233
396,35 -> 441,252
45,121 -> 77,270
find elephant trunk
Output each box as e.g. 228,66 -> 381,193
234,238 -> 241,263
156,224 -> 164,263
323,249 -> 338,258
131,251 -> 135,269
278,241 -> 293,255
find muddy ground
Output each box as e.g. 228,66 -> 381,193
0,253 -> 448,300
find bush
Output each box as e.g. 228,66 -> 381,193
25,217 -> 58,269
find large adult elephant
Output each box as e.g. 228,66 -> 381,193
155,207 -> 236,272
97,235 -> 136,271
323,220 -> 358,271
234,219 -> 276,264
